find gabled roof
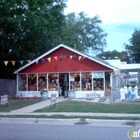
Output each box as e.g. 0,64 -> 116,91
14,44 -> 119,74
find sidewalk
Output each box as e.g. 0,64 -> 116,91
0,117 -> 139,127
1,112 -> 140,118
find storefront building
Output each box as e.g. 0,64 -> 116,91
14,44 -> 118,98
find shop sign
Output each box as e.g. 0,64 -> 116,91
93,72 -> 104,78
50,94 -> 56,107
1,95 -> 8,105
70,76 -> 74,81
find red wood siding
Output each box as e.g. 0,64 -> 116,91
20,47 -> 112,73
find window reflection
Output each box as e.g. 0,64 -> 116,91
48,73 -> 58,91
38,74 -> 47,91
70,73 -> 80,91
93,78 -> 104,90
28,74 -> 37,91
92,71 -> 104,91
81,72 -> 92,91
19,74 -> 27,91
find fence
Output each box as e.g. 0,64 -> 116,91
110,73 -> 140,102
0,79 -> 16,98
110,74 -> 121,102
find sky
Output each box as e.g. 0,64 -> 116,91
64,0 -> 140,52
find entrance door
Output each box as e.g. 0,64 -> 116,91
59,73 -> 69,97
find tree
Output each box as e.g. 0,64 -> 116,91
124,29 -> 140,63
0,1 -> 107,78
0,0 -> 67,78
61,12 -> 107,53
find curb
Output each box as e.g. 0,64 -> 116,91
0,112 -> 140,117
0,118 -> 139,127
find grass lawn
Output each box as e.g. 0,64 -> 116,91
34,100 -> 140,114
0,99 -> 43,112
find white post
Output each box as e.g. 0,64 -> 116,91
103,71 -> 105,91
16,74 -> 18,92
37,73 -> 38,91
80,71 -> 81,91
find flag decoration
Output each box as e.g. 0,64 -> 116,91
54,56 -> 58,61
11,61 -> 16,66
70,55 -> 73,59
122,55 -> 127,59
4,61 -> 8,66
0,54 -> 87,66
60,55 -> 63,60
20,61 -> 24,65
0,54 -> 124,67
101,56 -> 121,60
79,56 -> 82,61
64,55 -> 67,60
72,55 -> 76,58
82,56 -> 86,60
41,58 -> 45,63
102,56 -> 106,59
27,60 -> 31,63
36,59 -> 39,64
108,56 -> 112,59
47,57 -> 51,62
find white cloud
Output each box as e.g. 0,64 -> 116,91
65,0 -> 140,24
65,0 -> 140,52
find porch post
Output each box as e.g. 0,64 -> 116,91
16,74 -> 18,92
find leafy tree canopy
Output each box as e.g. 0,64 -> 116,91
63,12 -> 107,54
0,0 -> 67,78
0,1 -> 107,78
124,29 -> 140,63
0,0 -> 67,60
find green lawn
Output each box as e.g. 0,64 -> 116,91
0,99 -> 43,112
34,100 -> 140,114
1,99 -> 140,114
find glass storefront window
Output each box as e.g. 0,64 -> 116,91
48,73 -> 58,91
38,73 -> 47,91
81,72 -> 92,91
93,78 -> 104,90
93,71 -> 104,91
105,72 -> 111,90
18,71 -> 107,92
70,73 -> 80,91
28,74 -> 37,91
18,74 -> 27,91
